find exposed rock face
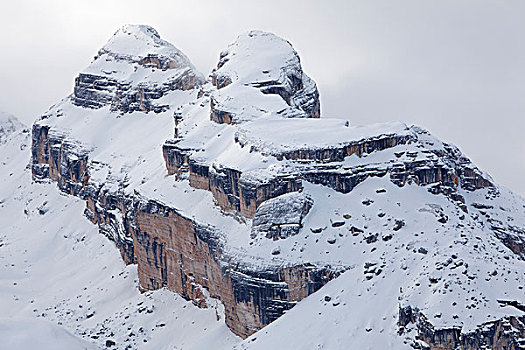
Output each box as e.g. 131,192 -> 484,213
210,31 -> 320,124
30,24 -> 525,345
31,120 -> 341,337
252,192 -> 313,240
162,140 -> 189,176
132,199 -> 341,336
72,25 -> 203,113
399,305 -> 525,350
207,167 -> 303,219
297,125 -> 492,199
83,184 -> 135,264
167,115 -> 493,226
31,123 -> 89,196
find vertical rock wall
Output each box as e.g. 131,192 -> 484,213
31,123 -> 340,338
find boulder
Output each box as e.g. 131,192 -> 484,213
251,192 -> 313,240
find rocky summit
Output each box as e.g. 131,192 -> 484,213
21,24 -> 525,348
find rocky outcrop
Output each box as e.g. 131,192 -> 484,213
31,130 -> 341,337
208,167 -> 303,218
277,133 -> 409,162
83,185 -> 135,264
210,31 -> 320,124
399,305 -> 525,349
166,151 -> 304,218
30,24 -> 525,347
473,203 -> 525,259
73,69 -> 200,113
133,199 -> 341,337
72,73 -> 119,109
31,123 -> 89,196
300,130 -> 492,198
162,141 -> 190,176
166,123 -> 492,222
491,225 -> 525,259
72,25 -> 202,113
251,192 -> 313,240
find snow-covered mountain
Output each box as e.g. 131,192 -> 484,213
0,111 -> 25,144
2,25 -> 524,349
0,113 -> 238,349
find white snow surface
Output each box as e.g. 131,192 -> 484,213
0,318 -> 97,350
237,178 -> 525,349
83,24 -> 203,85
236,118 -> 410,154
0,121 -> 239,349
99,25 -> 189,62
0,110 -> 25,143
17,25 -> 525,349
210,30 -> 317,122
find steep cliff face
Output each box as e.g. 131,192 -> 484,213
29,26 -> 339,338
31,24 -> 525,347
399,305 -> 525,350
132,199 -> 340,336
1,116 -> 241,350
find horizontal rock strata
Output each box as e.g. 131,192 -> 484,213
29,25 -> 525,347
31,121 -> 341,338
399,305 -> 525,350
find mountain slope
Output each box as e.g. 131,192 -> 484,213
238,178 -> 525,349
0,113 -> 239,349
3,24 -> 524,349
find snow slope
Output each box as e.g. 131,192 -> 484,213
0,111 -> 25,144
237,178 -> 525,349
0,115 -> 239,349
8,23 -> 525,349
0,318 -> 97,350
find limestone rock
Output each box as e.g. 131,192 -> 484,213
251,192 -> 313,240
210,31 -> 320,124
72,25 -> 204,113
398,305 -> 525,350
29,25 -> 525,346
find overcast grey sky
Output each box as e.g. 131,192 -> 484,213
1,0 -> 524,196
